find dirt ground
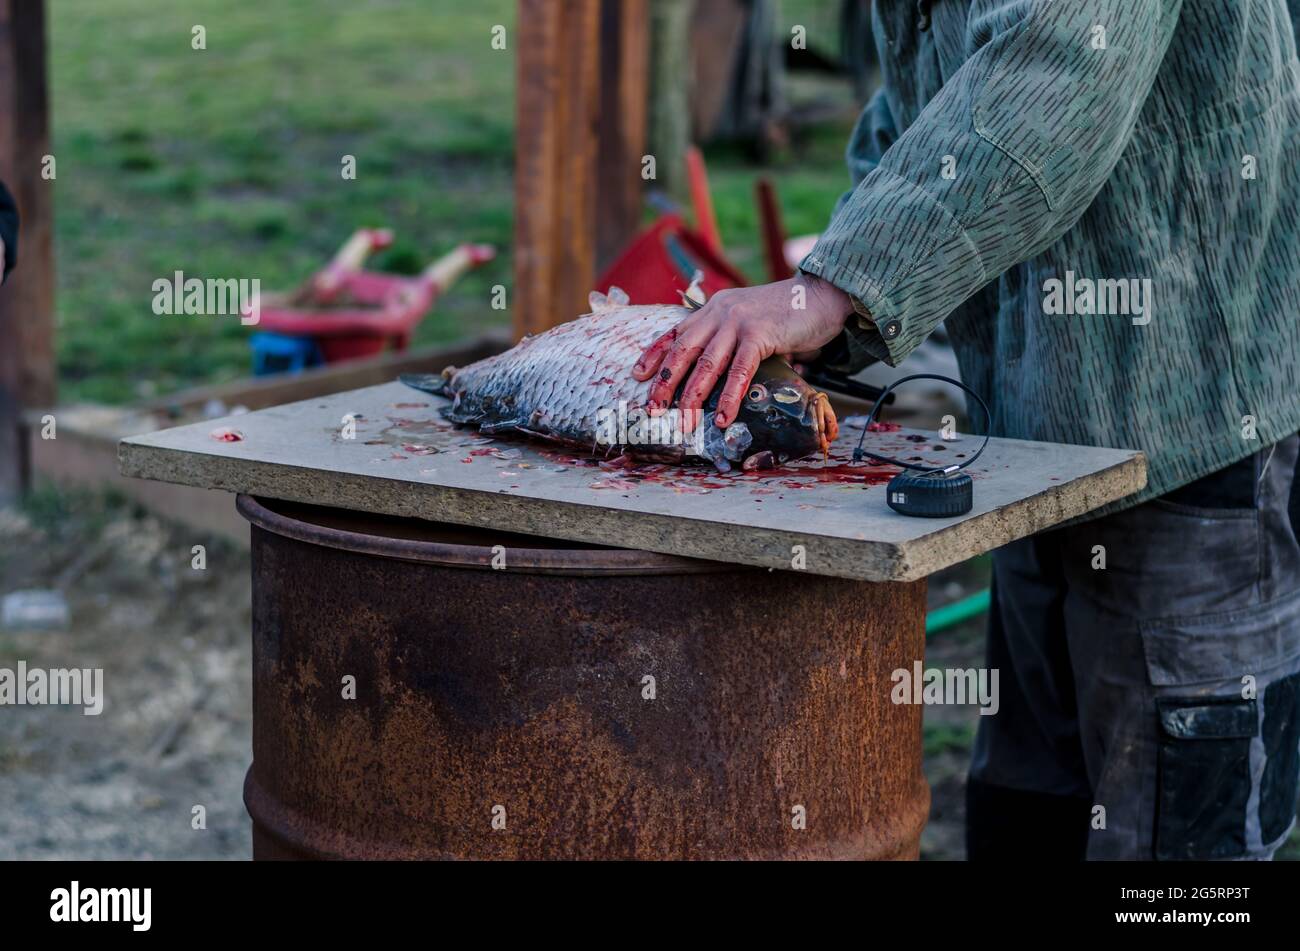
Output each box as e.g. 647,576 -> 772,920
2,488 -> 1295,860
918,573 -> 987,861
0,490 -> 252,859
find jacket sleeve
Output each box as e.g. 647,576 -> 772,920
810,87 -> 899,373
840,86 -> 900,208
0,180 -> 17,283
800,0 -> 1183,369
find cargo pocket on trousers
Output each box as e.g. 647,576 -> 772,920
1154,698 -> 1256,860
1260,671 -> 1300,844
1143,587 -> 1300,859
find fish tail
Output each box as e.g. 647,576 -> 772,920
399,369 -> 454,397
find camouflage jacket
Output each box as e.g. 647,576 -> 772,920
801,0 -> 1300,507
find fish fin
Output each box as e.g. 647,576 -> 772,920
588,286 -> 630,313
479,417 -> 526,435
679,271 -> 707,310
440,398 -> 484,426
513,425 -> 573,445
399,370 -> 454,397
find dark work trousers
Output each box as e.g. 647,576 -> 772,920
968,434 -> 1300,860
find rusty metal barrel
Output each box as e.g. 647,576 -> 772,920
237,494 -> 929,860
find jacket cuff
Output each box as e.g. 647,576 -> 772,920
799,166 -> 988,368
799,259 -> 900,370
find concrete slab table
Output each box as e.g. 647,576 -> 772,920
120,380 -> 1146,860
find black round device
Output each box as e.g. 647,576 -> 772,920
852,374 -> 991,518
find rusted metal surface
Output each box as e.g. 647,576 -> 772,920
239,494 -> 929,860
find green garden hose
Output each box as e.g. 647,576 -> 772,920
925,588 -> 991,636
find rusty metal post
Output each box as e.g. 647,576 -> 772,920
239,496 -> 929,860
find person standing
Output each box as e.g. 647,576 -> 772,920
632,0 -> 1300,859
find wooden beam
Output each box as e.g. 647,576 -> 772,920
513,0 -> 600,340
0,0 -> 54,502
646,0 -> 693,200
513,0 -> 648,339
689,0 -> 747,143
595,0 -> 649,273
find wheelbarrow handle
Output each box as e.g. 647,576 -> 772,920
314,228 -> 394,297
421,243 -> 496,295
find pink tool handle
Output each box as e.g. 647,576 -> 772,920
686,146 -> 722,258
755,178 -> 793,282
315,228 -> 394,297
420,243 -> 496,295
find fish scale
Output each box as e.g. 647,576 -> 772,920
444,303 -> 683,445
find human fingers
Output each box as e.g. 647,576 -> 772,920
714,337 -> 766,428
677,326 -> 738,433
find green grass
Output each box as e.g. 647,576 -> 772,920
922,720 -> 978,758
51,0 -> 518,403
49,0 -> 855,404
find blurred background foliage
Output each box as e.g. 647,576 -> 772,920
49,0 -> 863,403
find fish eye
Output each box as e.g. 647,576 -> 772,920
747,384 -> 768,403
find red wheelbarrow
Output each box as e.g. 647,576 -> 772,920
248,229 -> 495,370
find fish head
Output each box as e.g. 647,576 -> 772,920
699,357 -> 826,471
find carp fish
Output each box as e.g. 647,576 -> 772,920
399,287 -> 838,472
